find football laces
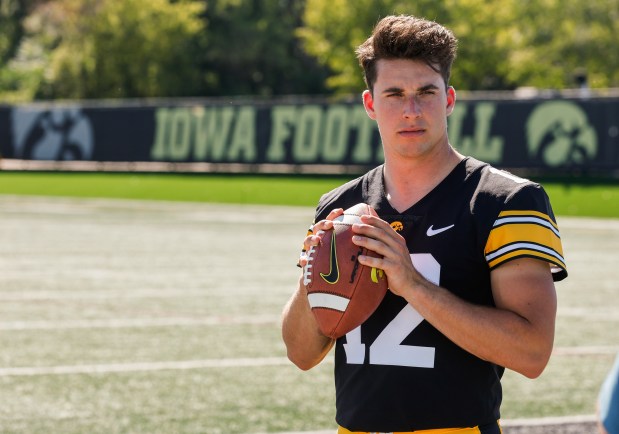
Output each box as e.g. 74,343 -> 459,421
303,230 -> 324,286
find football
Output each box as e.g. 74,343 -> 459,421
303,203 -> 388,339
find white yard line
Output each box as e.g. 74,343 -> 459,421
0,345 -> 616,378
0,357 -> 293,377
501,414 -> 598,426
0,314 -> 281,330
0,289 -> 212,301
552,345 -> 619,355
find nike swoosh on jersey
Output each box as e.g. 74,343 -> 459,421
426,224 -> 455,237
320,231 -> 339,284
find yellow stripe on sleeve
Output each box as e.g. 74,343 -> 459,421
485,211 -> 566,272
496,210 -> 559,231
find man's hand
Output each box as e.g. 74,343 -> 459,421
351,214 -> 425,297
282,208 -> 343,371
298,208 -> 344,268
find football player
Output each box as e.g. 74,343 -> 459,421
282,15 -> 567,434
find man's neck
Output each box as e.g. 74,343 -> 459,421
383,146 -> 464,213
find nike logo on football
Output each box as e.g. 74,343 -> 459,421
426,224 -> 455,237
320,231 -> 339,284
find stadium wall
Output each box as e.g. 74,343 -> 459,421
0,94 -> 618,175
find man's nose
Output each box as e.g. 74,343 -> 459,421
403,96 -> 422,117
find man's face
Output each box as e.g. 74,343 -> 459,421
362,58 -> 456,162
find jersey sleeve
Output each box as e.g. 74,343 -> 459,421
484,183 -> 567,281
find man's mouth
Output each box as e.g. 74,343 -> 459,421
398,127 -> 425,137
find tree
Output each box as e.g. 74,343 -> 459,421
298,0 -> 516,93
505,0 -> 619,89
298,0 -> 619,92
3,0 -> 619,100
9,0 -> 206,99
0,0 -> 41,101
197,0 -> 329,97
0,0 -> 24,64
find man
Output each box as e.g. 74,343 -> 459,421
282,15 -> 567,434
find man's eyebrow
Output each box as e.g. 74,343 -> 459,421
418,84 -> 440,92
381,84 -> 440,94
381,86 -> 404,94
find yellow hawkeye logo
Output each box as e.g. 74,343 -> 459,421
320,231 -> 339,284
391,221 -> 404,232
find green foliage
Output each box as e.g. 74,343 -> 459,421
505,0 -> 619,88
1,0 -> 619,99
299,0 -> 619,92
33,0 -> 206,99
445,0 -> 515,90
0,0 -> 22,63
0,0 -> 205,100
298,0 -> 452,93
197,0 -> 329,96
0,0 -> 32,101
299,0 -> 514,92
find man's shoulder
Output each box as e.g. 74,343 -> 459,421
463,157 -> 545,203
459,157 -> 558,233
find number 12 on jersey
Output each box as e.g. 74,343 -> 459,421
343,254 -> 440,368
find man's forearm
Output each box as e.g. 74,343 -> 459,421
282,276 -> 335,370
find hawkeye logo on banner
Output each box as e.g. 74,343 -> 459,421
526,101 -> 598,167
10,107 -> 94,160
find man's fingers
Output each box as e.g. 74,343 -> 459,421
298,208 -> 343,267
326,207 -> 344,220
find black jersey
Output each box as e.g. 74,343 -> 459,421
310,157 -> 567,432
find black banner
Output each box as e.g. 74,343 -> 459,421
1,96 -> 618,173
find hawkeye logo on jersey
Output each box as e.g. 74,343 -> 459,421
391,221 -> 404,232
426,224 -> 455,237
320,231 -> 340,284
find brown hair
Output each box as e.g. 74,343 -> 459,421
356,15 -> 458,93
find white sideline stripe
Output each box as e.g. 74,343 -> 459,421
501,414 -> 598,426
308,293 -> 349,312
0,289 -> 212,301
2,345 -> 616,377
0,357 -> 293,377
0,315 -> 281,330
264,415 -> 598,434
553,345 -> 619,355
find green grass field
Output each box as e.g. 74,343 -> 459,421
0,173 -> 618,433
1,171 -> 619,217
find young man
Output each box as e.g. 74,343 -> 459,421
282,15 -> 567,434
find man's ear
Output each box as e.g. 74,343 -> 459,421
362,90 -> 377,120
446,86 -> 456,116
